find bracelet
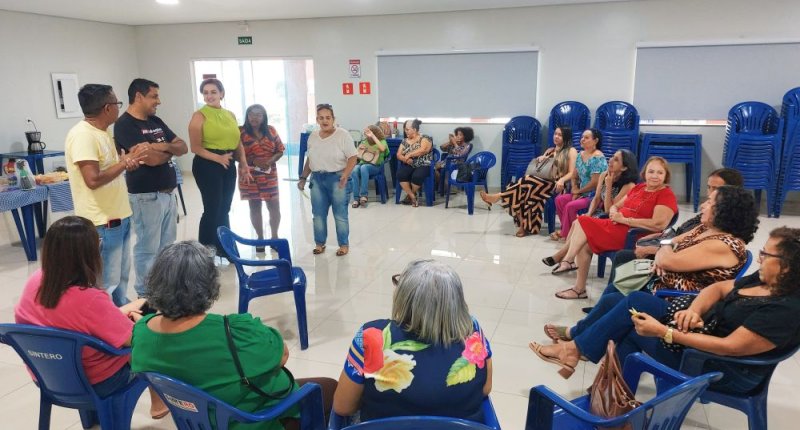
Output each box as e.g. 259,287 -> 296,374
299,176 -> 307,181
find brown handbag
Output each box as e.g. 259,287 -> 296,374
588,340 -> 642,430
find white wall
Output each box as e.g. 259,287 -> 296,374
132,0 -> 800,198
0,10 -> 139,170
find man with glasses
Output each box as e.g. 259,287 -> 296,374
65,84 -> 147,306
114,78 -> 188,298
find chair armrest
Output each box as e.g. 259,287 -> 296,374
226,237 -> 291,261
482,397 -> 500,430
680,348 -> 790,376
229,255 -> 293,269
526,385 -> 628,428
654,289 -> 699,299
232,383 -> 324,424
328,412 -> 353,430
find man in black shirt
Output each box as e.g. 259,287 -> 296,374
115,78 -> 188,298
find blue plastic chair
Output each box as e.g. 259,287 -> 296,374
394,147 -> 440,207
139,372 -> 325,430
445,151 -> 496,215
216,227 -> 309,350
594,101 -> 640,159
329,397 -> 500,430
596,211 -> 679,278
678,344 -> 800,430
501,116 -> 541,191
653,250 -> 753,299
525,352 -> 721,430
639,133 -> 703,212
439,143 -> 474,196
775,88 -> 800,217
548,101 -> 591,149
0,323 -> 148,430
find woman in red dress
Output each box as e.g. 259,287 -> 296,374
548,156 -> 678,299
239,104 -> 285,252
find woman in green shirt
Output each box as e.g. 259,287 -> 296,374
131,241 -> 336,429
351,124 -> 388,208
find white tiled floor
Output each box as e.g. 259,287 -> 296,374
0,158 -> 798,429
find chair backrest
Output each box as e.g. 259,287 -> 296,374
0,323 -> 121,409
140,372 -> 325,430
340,417 -> 495,429
548,101 -> 591,148
469,151 -> 497,171
594,101 -> 639,131
503,116 -> 541,146
781,87 -> 800,121
726,102 -> 781,135
735,250 -> 753,280
217,226 -> 294,287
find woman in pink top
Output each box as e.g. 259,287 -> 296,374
14,216 -> 168,419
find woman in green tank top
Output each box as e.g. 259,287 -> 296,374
188,78 -> 253,262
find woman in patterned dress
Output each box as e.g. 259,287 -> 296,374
480,126 -> 577,237
239,104 -> 285,252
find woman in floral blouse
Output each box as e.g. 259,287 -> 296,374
333,259 -> 492,423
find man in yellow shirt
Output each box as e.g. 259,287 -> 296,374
65,84 -> 146,306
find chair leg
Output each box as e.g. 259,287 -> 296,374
39,397 -> 53,430
77,409 -> 95,430
466,184 -> 475,215
597,254 -> 607,278
239,290 -> 251,314
293,286 -> 309,350
747,396 -> 768,430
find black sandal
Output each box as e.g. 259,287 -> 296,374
551,261 -> 578,275
541,256 -> 557,267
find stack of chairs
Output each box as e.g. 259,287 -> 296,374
548,101 -> 591,150
501,116 -> 541,191
775,87 -> 800,217
594,101 -> 640,159
722,101 -> 784,217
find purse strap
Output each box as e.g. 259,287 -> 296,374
223,315 -> 295,400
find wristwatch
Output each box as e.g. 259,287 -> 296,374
659,238 -> 675,250
663,327 -> 674,344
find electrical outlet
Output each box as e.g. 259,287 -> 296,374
26,117 -> 32,124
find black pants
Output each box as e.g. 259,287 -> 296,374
192,154 -> 237,258
397,163 -> 430,186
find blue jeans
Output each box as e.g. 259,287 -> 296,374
92,364 -> 133,397
572,291 -> 681,368
97,217 -> 132,306
310,171 -> 351,247
351,163 -> 381,199
129,191 -> 178,298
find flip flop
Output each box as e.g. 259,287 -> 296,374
529,341 -> 575,379
312,245 -> 326,255
352,200 -> 360,208
336,246 -> 349,256
359,197 -> 368,208
555,288 -> 588,300
541,256 -> 557,267
543,324 -> 571,343
551,261 -> 578,275
515,229 -> 529,238
549,231 -> 562,241
151,409 -> 170,420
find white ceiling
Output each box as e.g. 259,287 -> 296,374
0,0 -> 638,26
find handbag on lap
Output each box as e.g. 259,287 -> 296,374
525,156 -> 557,181
612,259 -> 657,296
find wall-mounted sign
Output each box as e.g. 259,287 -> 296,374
342,83 -> 354,95
349,59 -> 361,79
359,82 -> 371,95
238,36 -> 253,45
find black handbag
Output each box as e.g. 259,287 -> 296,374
456,162 -> 479,182
224,315 -> 295,399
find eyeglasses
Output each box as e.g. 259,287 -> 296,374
106,101 -> 123,109
391,274 -> 401,287
758,249 -> 784,261
316,103 -> 333,110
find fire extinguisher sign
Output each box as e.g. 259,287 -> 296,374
348,59 -> 361,79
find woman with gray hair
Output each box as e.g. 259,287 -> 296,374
333,259 -> 493,423
130,241 -> 337,429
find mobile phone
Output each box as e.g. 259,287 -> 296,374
628,307 -> 640,317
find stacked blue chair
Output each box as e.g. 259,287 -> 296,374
722,102 -> 783,217
140,372 -> 325,430
594,101 -> 640,159
639,133 -> 703,212
445,151 -> 496,215
775,87 -> 800,217
217,227 -> 309,350
0,324 -> 148,430
525,352 -> 720,430
501,116 -> 541,191
679,344 -> 800,430
394,148 -> 440,206
329,397 -> 501,430
548,101 -> 591,150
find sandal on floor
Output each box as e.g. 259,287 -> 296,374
555,288 -> 588,300
312,245 -> 326,255
551,261 -> 578,275
479,190 -> 493,209
336,246 -> 349,256
401,195 -> 412,205
549,231 -> 562,241
515,229 -> 529,238
541,256 -> 557,267
543,324 -> 571,343
411,198 -> 419,208
529,341 -> 576,379
352,200 -> 360,208
359,196 -> 368,207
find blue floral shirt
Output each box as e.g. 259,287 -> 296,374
576,153 -> 608,196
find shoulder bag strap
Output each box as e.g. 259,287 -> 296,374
223,315 -> 295,399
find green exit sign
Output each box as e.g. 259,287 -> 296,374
238,36 -> 253,45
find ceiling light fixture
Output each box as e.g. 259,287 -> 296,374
156,0 -> 179,5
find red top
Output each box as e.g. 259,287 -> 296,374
14,269 -> 132,384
